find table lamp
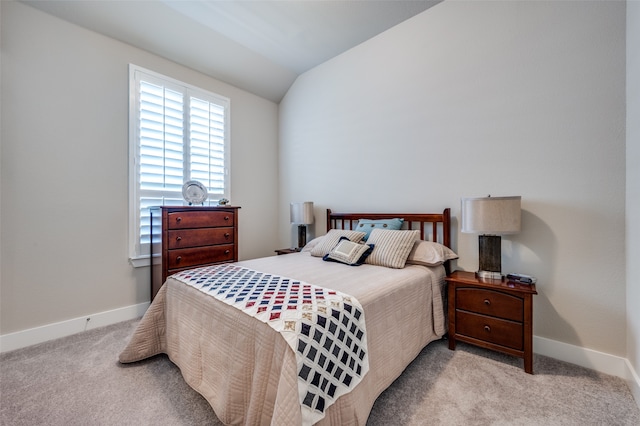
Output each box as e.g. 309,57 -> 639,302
290,201 -> 314,249
461,195 -> 521,279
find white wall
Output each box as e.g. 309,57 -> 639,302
280,1 -> 626,356
0,2 -> 280,335
627,0 -> 640,405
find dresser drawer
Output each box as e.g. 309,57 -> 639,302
456,287 -> 523,321
167,211 -> 235,229
151,206 -> 240,302
168,244 -> 235,269
456,310 -> 523,350
167,228 -> 234,249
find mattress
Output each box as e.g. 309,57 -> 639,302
119,251 -> 447,425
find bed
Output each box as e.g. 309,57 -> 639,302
119,208 -> 454,425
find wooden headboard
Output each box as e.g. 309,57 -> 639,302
326,208 -> 451,249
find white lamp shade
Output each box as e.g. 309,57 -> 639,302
461,196 -> 521,234
290,201 -> 314,225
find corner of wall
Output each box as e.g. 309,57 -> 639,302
627,0 -> 640,409
627,359 -> 640,409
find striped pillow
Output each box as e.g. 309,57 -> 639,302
364,229 -> 420,269
310,229 -> 367,257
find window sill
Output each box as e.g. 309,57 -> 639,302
129,256 -> 149,268
129,254 -> 160,268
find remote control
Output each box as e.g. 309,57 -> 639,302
506,273 -> 537,284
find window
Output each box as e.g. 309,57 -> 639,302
128,65 -> 230,266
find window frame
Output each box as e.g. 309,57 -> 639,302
128,64 -> 230,267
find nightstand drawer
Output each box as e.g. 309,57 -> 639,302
168,244 -> 235,269
456,287 -> 523,322
456,310 -> 523,350
167,211 -> 235,229
168,228 -> 234,249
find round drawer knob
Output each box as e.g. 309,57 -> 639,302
176,236 -> 182,242
176,256 -> 182,263
224,233 -> 230,238
484,299 -> 491,305
484,325 -> 491,333
176,217 -> 182,223
224,216 -> 230,221
224,250 -> 230,255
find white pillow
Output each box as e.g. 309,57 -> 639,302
301,236 -> 323,253
364,229 -> 419,269
405,240 -> 458,266
310,229 -> 366,257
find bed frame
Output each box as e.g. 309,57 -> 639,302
326,208 -> 451,247
327,208 -> 452,271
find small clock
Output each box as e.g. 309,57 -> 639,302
182,180 -> 208,205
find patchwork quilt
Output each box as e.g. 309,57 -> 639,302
172,264 -> 369,426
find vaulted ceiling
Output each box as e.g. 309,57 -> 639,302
22,0 -> 441,102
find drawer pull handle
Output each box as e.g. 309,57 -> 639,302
484,299 -> 491,305
176,236 -> 182,242
224,233 -> 230,238
224,216 -> 230,221
225,250 -> 230,255
176,217 -> 182,223
484,325 -> 491,333
176,256 -> 182,263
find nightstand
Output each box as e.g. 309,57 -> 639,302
446,270 -> 538,374
274,248 -> 301,255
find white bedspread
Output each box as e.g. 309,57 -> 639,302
119,252 -> 447,425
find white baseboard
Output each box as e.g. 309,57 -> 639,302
0,302 -> 149,353
534,335 -> 640,409
534,335 -> 628,377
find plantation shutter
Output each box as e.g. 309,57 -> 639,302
129,65 -> 230,263
137,80 -> 185,251
189,96 -> 227,198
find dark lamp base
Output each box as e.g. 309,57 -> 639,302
297,225 -> 307,249
478,234 -> 502,275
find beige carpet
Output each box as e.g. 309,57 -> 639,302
1,319 -> 638,425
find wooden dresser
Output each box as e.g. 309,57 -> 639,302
150,206 -> 240,301
446,270 -> 537,373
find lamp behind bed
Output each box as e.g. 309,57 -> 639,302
290,201 -> 314,249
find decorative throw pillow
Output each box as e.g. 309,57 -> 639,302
364,229 -> 420,269
405,240 -> 459,266
356,218 -> 404,241
310,229 -> 367,257
323,237 -> 374,266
